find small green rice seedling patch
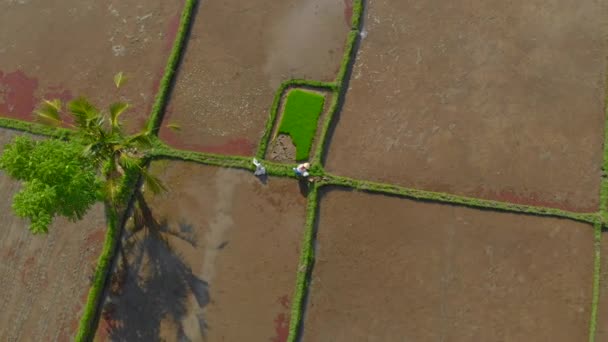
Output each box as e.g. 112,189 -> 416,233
277,89 -> 325,161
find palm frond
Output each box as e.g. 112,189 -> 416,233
103,178 -> 120,203
118,153 -> 139,171
35,99 -> 63,126
109,102 -> 129,131
113,72 -> 127,88
127,132 -> 153,149
45,99 -> 62,111
140,168 -> 167,195
166,123 -> 181,131
68,97 -> 99,128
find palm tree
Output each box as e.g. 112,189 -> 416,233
35,73 -> 166,206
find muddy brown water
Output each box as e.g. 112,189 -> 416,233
302,189 -> 593,341
95,161 -> 306,341
0,0 -> 182,132
159,0 -> 351,155
325,0 -> 608,212
0,128 -> 106,341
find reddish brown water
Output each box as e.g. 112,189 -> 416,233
271,295 -> 291,342
0,70 -> 38,120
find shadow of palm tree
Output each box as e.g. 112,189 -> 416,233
101,192 -> 209,341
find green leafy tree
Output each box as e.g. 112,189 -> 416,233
0,73 -> 170,233
35,74 -> 166,205
0,137 -> 102,233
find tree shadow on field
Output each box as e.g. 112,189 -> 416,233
101,192 -> 209,341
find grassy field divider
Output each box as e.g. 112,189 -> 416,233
600,67 -> 608,224
287,183 -> 320,342
312,0 -> 362,165
74,166 -> 141,342
350,0 -> 364,29
311,30 -> 358,165
589,222 -> 602,342
147,0 -> 198,135
325,174 -> 599,224
148,146 -> 298,178
256,80 -> 336,160
0,117 -> 72,138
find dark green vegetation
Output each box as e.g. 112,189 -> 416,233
0,136 -> 101,233
0,0 -> 605,341
277,89 -> 325,161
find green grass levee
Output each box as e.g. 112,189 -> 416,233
589,223 -> 602,342
278,89 -> 325,161
0,117 -> 72,139
73,205 -> 120,342
287,183 -> 319,342
147,0 -> 198,135
326,174 -> 598,224
74,164 -> 141,341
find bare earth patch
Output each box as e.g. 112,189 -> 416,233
0,128 -> 106,341
302,189 -> 593,341
269,134 -> 297,162
325,0 -> 607,211
159,0 -> 351,155
0,0 -> 183,132
95,161 -> 306,341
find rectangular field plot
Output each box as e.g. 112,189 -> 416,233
95,161 -> 306,341
159,0 -> 351,155
325,0 -> 607,211
302,189 -> 594,341
0,0 -> 182,132
0,128 -> 106,341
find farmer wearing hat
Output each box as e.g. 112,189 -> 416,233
293,162 -> 310,178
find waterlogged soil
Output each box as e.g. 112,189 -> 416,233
159,0 -> 351,155
0,128 -> 106,341
597,232 -> 608,341
325,0 -> 607,211
302,189 -> 593,341
0,0 -> 182,132
95,162 -> 305,342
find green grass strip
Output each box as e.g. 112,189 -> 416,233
148,146 -> 297,179
312,17 -> 361,165
311,31 -> 358,165
74,167 -> 141,341
600,67 -> 608,223
147,0 -> 197,135
278,89 -> 325,161
147,146 -> 599,224
590,222 -> 602,342
350,0 -> 364,29
287,183 -> 319,342
311,91 -> 339,165
0,117 -> 72,139
256,80 -> 336,160
325,174 -> 599,224
74,205 -> 119,342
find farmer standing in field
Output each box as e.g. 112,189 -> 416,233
293,162 -> 310,178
